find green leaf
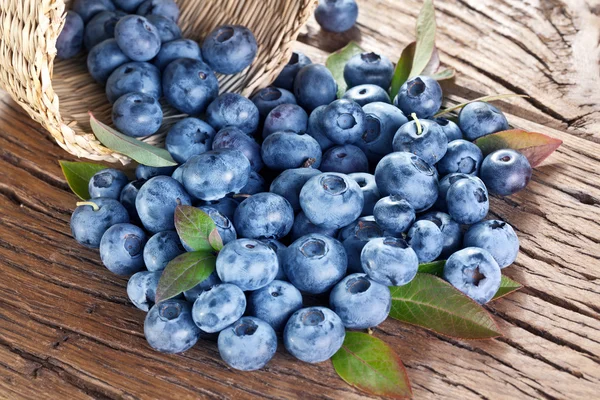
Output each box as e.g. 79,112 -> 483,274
390,42 -> 416,100
59,160 -> 107,200
175,205 -> 222,252
155,251 -> 216,303
326,41 -> 365,98
89,112 -> 177,167
493,275 -> 523,300
418,260 -> 446,275
434,93 -> 529,118
389,273 -> 501,339
475,129 -> 563,167
332,332 -> 412,399
409,0 -> 436,78
430,68 -> 456,81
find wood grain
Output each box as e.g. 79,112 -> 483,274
1,0 -> 599,398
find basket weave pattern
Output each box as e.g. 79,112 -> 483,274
0,0 -> 317,163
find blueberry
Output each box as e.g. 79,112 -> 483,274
192,283 -> 246,333
434,172 -> 471,212
233,193 -> 294,240
112,92 -> 163,137
446,175 -> 489,225
394,76 -> 442,119
361,237 -> 418,286
202,25 -> 257,74
87,39 -> 131,84
248,280 -> 303,331
70,198 -> 129,248
300,173 -> 364,229
182,149 -> 251,201
162,58 -> 219,115
463,220 -> 519,268
57,11 -> 84,59
114,15 -> 161,62
136,176 -> 192,232
340,217 -> 385,273
294,64 -> 338,112
358,102 -> 408,163
434,117 -> 463,142
120,179 -> 145,223
322,99 -> 366,145
211,127 -> 262,172
407,220 -> 444,263
291,211 -> 339,242
343,84 -> 391,106
99,223 -> 147,276
166,118 -> 216,164
437,139 -> 483,176
127,270 -> 162,311
145,300 -> 200,353
137,0 -> 180,22
88,168 -> 128,199
84,10 -> 126,50
315,0 -> 359,33
418,211 -> 462,258
146,15 -> 182,43
344,52 -> 393,90
206,93 -> 259,135
270,168 -> 322,213
261,240 -> 288,281
135,165 -> 177,181
261,132 -> 322,170
330,273 -> 390,329
106,61 -> 162,104
282,234 -> 347,294
392,119 -> 448,165
198,206 -> 237,246
153,39 -> 202,71
72,0 -> 115,23
374,152 -> 438,212
373,195 -> 415,235
198,197 -> 239,221
306,105 -> 335,151
273,52 -> 313,91
443,247 -> 501,304
348,173 -> 380,216
143,231 -> 185,272
218,317 -> 277,371
239,172 -> 266,195
321,145 -> 369,174
284,307 -> 345,363
113,0 -> 145,13
263,104 -> 308,139
480,149 -> 532,196
183,271 -> 222,302
250,87 -> 297,120
458,102 -> 509,141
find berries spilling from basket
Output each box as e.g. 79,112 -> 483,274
60,0 -> 561,395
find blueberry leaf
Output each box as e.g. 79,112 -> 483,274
430,68 -> 456,81
433,93 -> 529,118
493,275 -> 523,300
332,332 -> 412,399
418,260 -> 446,275
409,0 -> 436,79
326,41 -> 365,98
155,251 -> 216,303
59,160 -> 107,200
475,129 -> 563,167
175,205 -> 222,252
89,112 -> 177,167
389,273 -> 502,339
390,42 -> 416,100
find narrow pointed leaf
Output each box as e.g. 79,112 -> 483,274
326,41 -> 365,98
175,205 -> 221,252
475,129 -> 563,167
59,160 -> 107,200
389,273 -> 501,339
409,0 -> 436,78
155,251 -> 216,303
434,94 -> 529,117
89,112 -> 177,167
418,260 -> 446,275
493,275 -> 523,300
390,42 -> 416,100
332,332 -> 412,399
430,68 -> 456,81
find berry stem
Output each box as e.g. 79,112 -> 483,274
76,201 -> 99,211
412,113 -> 423,135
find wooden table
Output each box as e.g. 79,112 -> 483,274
1,0 -> 599,398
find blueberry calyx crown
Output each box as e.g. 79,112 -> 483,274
300,238 -> 328,259
159,302 -> 182,320
346,276 -> 371,294
302,309 -> 325,326
234,319 -> 258,336
320,175 -> 348,195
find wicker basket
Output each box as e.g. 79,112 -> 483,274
0,0 -> 317,164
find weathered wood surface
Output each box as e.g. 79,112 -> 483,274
0,0 -> 599,398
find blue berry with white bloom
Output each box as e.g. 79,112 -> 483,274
216,239 -> 279,291
218,317 -> 277,371
192,283 -> 246,333
145,300 -> 200,353
248,280 -> 303,331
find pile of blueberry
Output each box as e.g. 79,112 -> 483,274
65,0 -> 531,372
